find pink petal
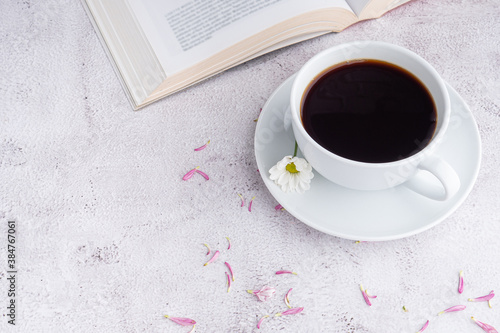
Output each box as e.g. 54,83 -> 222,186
437,305 -> 466,315
275,204 -> 284,210
276,307 -> 304,316
189,325 -> 196,333
204,250 -> 219,266
257,315 -> 269,329
194,140 -> 210,151
254,108 -> 262,122
285,288 -> 293,308
276,270 -> 297,275
225,272 -> 231,292
226,237 -> 231,250
237,193 -> 245,207
203,243 -> 211,255
182,167 -> 199,180
416,320 -> 429,333
248,196 -> 256,212
472,317 -> 499,333
469,290 -> 495,303
248,286 -> 276,302
195,169 -> 209,180
360,284 -> 374,306
225,261 -> 235,281
164,315 -> 196,326
458,270 -> 464,294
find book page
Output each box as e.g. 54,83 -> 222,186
128,0 -> 353,75
347,0 -> 410,20
345,0 -> 372,17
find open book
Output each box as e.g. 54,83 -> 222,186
82,0 -> 410,110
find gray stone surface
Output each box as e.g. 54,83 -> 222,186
1,0 -> 499,331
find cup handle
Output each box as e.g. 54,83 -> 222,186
403,155 -> 460,201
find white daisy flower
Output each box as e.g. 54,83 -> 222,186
269,155 -> 314,193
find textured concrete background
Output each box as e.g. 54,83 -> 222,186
1,0 -> 500,332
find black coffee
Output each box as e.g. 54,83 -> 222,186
301,60 -> 437,163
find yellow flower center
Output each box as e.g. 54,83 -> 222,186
286,162 -> 299,174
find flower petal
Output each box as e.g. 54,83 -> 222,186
248,196 -> 256,212
469,290 -> 495,303
249,286 -> 276,302
277,171 -> 291,186
275,204 -> 284,210
182,167 -> 200,180
203,243 -> 211,256
237,193 -> 245,207
437,305 -> 466,315
164,315 -> 196,326
194,140 -> 210,151
257,315 -> 269,329
458,270 -> 464,294
254,108 -> 262,122
225,272 -> 231,293
225,262 -> 235,281
276,270 -> 297,275
226,237 -> 231,250
360,284 -> 373,306
472,317 -> 499,333
189,325 -> 196,333
204,250 -> 219,266
195,169 -> 209,180
416,320 -> 429,333
285,288 -> 293,308
276,307 -> 304,316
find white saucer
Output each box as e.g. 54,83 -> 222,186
254,74 -> 481,241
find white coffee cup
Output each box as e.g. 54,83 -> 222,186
289,41 -> 460,200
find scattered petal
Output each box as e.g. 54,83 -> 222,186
202,243 -> 211,256
257,315 -> 269,329
189,325 -> 196,333
285,288 -> 293,308
360,284 -> 376,306
195,169 -> 209,180
254,108 -> 262,122
469,291 -> 495,304
225,262 -> 235,281
472,316 -> 499,333
247,286 -> 276,302
248,196 -> 256,212
403,306 -> 409,312
276,270 -> 297,275
225,272 -> 231,293
182,167 -> 200,180
237,193 -> 245,207
226,237 -> 231,250
164,315 -> 196,326
437,305 -> 466,315
194,140 -> 210,151
204,250 -> 219,266
458,270 -> 464,294
276,307 -> 304,316
355,241 -> 368,244
416,320 -> 429,333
